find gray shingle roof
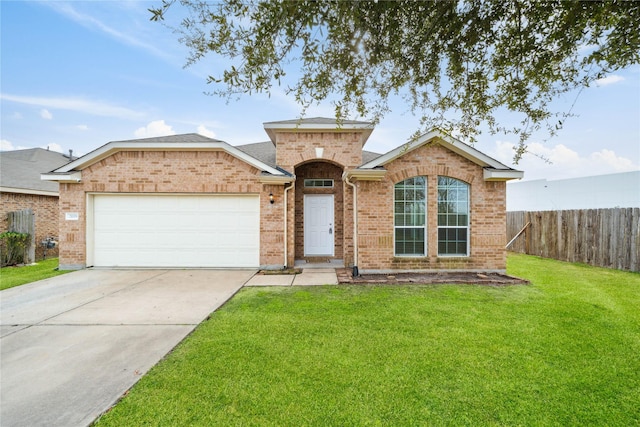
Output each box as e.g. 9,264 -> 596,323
109,133 -> 223,144
263,117 -> 372,126
235,141 -> 381,168
362,150 -> 382,164
235,141 -> 277,168
1,148 -> 72,193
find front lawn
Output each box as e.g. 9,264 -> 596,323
94,254 -> 640,426
0,258 -> 69,291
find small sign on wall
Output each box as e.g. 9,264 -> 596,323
65,212 -> 79,221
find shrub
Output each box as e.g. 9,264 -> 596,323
0,232 -> 31,266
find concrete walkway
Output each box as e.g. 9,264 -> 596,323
0,269 -> 254,427
244,268 -> 338,287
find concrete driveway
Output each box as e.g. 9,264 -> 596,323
0,269 -> 255,427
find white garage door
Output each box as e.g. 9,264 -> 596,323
92,194 -> 260,268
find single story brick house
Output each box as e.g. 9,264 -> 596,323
43,118 -> 523,272
1,148 -> 72,261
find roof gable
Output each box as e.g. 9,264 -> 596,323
42,134 -> 285,183
235,140 -> 381,169
359,130 -> 523,181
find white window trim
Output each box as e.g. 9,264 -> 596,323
394,177 -> 427,257
437,176 -> 470,257
304,179 -> 334,188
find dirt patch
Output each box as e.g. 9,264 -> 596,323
337,269 -> 529,286
258,268 -> 302,275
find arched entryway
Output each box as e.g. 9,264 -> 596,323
294,161 -> 344,260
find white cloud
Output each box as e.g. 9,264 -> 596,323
197,125 -> 216,138
75,124 -> 89,131
1,139 -> 15,151
44,2 -> 174,62
43,143 -> 64,153
40,109 -> 53,120
1,139 -> 33,151
491,140 -> 639,181
134,120 -> 176,138
1,93 -> 145,120
10,112 -> 23,120
595,75 -> 624,87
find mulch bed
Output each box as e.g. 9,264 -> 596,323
337,269 -> 529,286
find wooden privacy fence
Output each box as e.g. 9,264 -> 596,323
507,208 -> 639,272
1,209 -> 36,266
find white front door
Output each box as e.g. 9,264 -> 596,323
304,194 -> 334,256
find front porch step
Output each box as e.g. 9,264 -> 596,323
294,258 -> 345,269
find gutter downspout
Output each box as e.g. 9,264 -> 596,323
344,174 -> 359,277
283,180 -> 295,269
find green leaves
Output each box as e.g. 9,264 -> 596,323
0,231 -> 31,266
151,0 -> 640,161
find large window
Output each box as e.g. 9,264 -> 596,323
394,177 -> 426,256
437,176 -> 469,256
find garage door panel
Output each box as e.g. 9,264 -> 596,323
92,195 -> 260,268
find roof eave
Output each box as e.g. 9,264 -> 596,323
263,122 -> 374,145
483,168 -> 524,181
41,171 -> 83,183
258,175 -> 296,185
0,186 -> 59,196
343,169 -> 387,181
51,141 -> 284,176
360,129 -> 515,171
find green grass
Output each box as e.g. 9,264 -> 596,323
0,258 -> 69,290
94,254 -> 640,426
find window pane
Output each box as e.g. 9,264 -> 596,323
438,241 -> 447,253
457,242 -> 467,254
437,176 -> 469,256
394,177 -> 427,256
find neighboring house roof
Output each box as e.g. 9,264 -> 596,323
1,148 -> 72,196
358,129 -> 523,181
43,133 -> 288,183
235,140 -> 381,169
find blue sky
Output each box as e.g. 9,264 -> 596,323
1,1 -> 639,181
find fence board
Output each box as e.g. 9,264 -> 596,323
507,208 -> 640,272
7,209 -> 35,264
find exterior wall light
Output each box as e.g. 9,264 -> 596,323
269,193 -> 274,204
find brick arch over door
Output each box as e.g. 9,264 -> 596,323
294,161 -> 344,259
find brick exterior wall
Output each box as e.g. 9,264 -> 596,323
1,192 -> 59,260
57,150 -> 285,269
275,131 -> 364,171
55,133 -> 509,272
274,130 -> 365,265
356,142 -> 508,272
